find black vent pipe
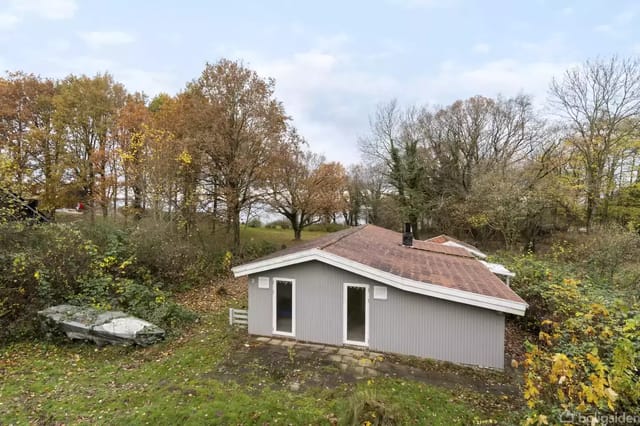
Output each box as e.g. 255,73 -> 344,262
402,223 -> 413,246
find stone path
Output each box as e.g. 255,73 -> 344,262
256,336 -> 385,378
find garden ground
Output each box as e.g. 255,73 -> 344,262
1,275 -> 527,425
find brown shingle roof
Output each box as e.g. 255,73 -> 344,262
244,225 -> 524,305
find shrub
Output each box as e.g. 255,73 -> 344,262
71,275 -> 196,332
0,220 -> 196,342
306,222 -> 349,232
523,300 -> 640,422
265,219 -> 290,229
246,217 -> 262,228
576,225 -> 640,289
343,385 -> 402,426
503,253 -> 640,422
236,239 -> 277,263
0,222 -> 97,339
130,221 -> 229,290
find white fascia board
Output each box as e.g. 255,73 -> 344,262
232,249 -> 527,316
232,250 -> 319,276
442,241 -> 488,259
480,260 -> 516,277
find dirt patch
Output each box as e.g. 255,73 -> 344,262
211,338 -> 358,392
175,276 -> 248,314
210,336 -> 523,401
505,318 -> 535,363
377,354 -> 520,396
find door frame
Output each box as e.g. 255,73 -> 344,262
343,283 -> 369,346
272,277 -> 296,337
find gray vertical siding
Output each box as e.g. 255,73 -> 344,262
247,276 -> 272,336
369,286 -> 505,369
247,260 -> 505,369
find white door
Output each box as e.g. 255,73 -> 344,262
343,283 -> 369,346
272,278 -> 295,337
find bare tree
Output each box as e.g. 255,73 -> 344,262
550,56 -> 640,231
267,129 -> 347,240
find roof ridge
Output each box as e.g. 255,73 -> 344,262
317,224 -> 367,250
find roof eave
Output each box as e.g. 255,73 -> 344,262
232,249 -> 528,316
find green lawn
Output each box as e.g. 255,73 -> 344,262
0,309 -> 521,424
240,226 -> 331,247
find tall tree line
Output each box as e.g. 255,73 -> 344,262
351,56 -> 640,249
0,60 -> 348,248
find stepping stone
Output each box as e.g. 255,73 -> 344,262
281,340 -> 296,347
300,343 -> 324,350
345,356 -> 360,365
358,358 -> 373,367
364,368 -> 379,377
328,354 -> 342,363
255,337 -> 270,342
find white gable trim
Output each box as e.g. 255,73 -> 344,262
232,249 -> 527,316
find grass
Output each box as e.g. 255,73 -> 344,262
240,226 -> 330,247
0,309 -> 522,424
1,313 -> 327,425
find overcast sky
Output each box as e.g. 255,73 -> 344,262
1,0 -> 638,164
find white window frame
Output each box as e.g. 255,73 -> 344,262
343,283 -> 369,346
272,277 -> 296,337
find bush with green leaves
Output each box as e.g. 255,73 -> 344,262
499,250 -> 640,423
245,217 -> 262,228
305,222 -> 349,232
0,221 -> 195,342
129,221 -> 232,291
236,239 -> 277,263
265,219 -> 291,229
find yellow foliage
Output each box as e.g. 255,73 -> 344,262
538,331 -> 552,345
549,353 -> 575,383
589,303 -> 609,317
177,149 -> 192,165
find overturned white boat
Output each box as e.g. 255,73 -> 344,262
39,305 -> 165,346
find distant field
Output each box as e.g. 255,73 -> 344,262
240,226 -> 330,247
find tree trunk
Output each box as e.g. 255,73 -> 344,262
585,192 -> 596,233
132,182 -> 143,221
232,210 -> 241,251
211,181 -> 218,233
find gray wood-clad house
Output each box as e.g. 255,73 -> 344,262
232,225 -> 527,369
